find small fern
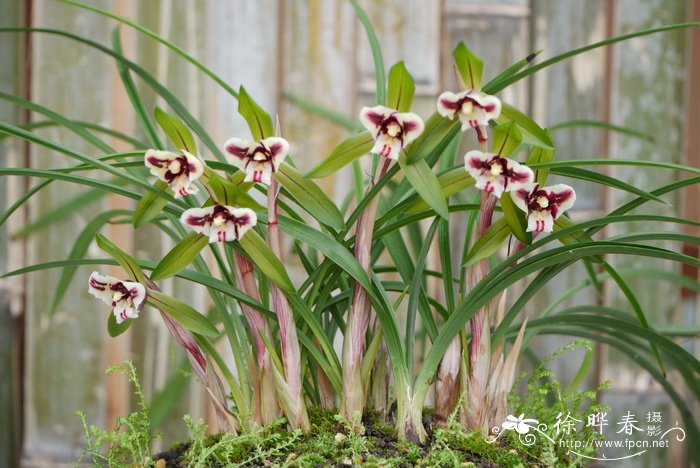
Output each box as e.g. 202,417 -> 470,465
76,361 -> 160,467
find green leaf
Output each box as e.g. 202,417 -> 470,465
399,158 -> 449,219
254,212 -> 372,292
107,312 -> 133,337
500,193 -> 530,244
276,164 -> 345,231
386,61 -> 415,112
12,187 -> 106,239
52,209 -> 131,313
206,172 -> 262,209
525,144 -> 555,185
151,232 -> 210,281
497,103 -> 554,149
553,215 -> 602,264
154,107 -> 197,153
238,86 -> 273,140
305,131 -> 374,178
133,180 -> 170,227
453,42 -> 483,90
492,120 -> 522,157
349,0 -> 386,105
550,119 -> 653,142
485,50 -> 542,92
95,233 -> 146,283
58,0 -> 240,100
486,22 -> 700,93
112,28 -> 162,149
238,231 -> 295,292
283,92 -> 360,131
402,166 -> 474,216
463,217 -> 511,266
405,113 -> 461,164
405,219 -> 439,376
147,289 -> 218,337
552,167 -> 669,206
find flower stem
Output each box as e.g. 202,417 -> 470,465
233,251 -> 279,426
267,178 -> 309,430
341,157 -> 392,423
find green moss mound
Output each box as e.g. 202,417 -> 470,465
153,407 -> 531,467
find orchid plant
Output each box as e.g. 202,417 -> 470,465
1,2 -> 699,463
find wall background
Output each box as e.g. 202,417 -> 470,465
0,1 -> 697,467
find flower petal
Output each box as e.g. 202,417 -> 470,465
223,137 -> 253,171
262,137 -> 290,169
371,135 -> 402,160
396,111 -> 424,146
122,281 -> 147,310
512,183 -> 536,213
502,158 -> 534,192
144,149 -> 178,178
244,161 -> 274,185
436,91 -> 464,119
470,91 -> 502,122
180,206 -> 215,237
210,207 -> 257,242
359,105 -> 395,136
88,271 -> 119,306
182,150 -> 205,181
545,184 -> 576,215
527,210 -> 554,233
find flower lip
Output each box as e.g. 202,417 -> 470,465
437,90 -> 501,131
88,271 -> 146,324
464,150 -> 534,198
180,205 -> 257,243
223,136 -> 289,186
145,149 -> 204,197
513,182 -> 576,233
359,105 -> 424,160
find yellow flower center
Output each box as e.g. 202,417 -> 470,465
386,123 -> 401,138
490,163 -> 503,176
169,160 -> 182,173
461,101 -> 474,115
112,291 -> 123,302
536,196 -> 549,208
213,216 -> 226,227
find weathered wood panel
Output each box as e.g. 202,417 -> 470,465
0,0 -> 24,465
23,0 -> 112,461
604,1 -> 689,466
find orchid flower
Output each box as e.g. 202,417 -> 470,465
145,149 -> 204,197
180,205 -> 257,243
464,150 -> 534,198
502,414 -> 539,435
359,105 -> 424,160
223,136 -> 289,185
513,183 -> 576,233
437,90 -> 501,131
88,272 -> 146,324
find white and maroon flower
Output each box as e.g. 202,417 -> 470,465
513,183 -> 576,233
464,150 -> 534,198
223,137 -> 289,185
88,272 -> 146,324
145,149 -> 204,197
437,90 -> 501,131
359,105 -> 424,160
180,205 -> 257,243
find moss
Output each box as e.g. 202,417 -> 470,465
153,406 -> 528,467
